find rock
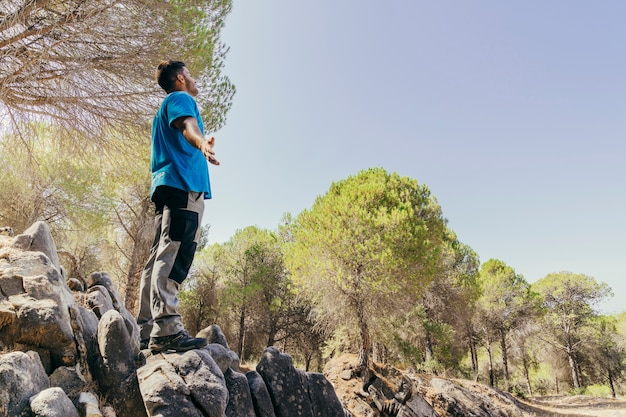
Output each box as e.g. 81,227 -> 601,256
197,324 -> 230,349
246,370 -> 276,417
86,286 -> 114,319
102,406 -> 116,417
0,351 -> 49,417
0,271 -> 24,297
429,378 -> 523,417
401,394 -> 440,417
67,278 -> 84,292
94,309 -> 145,417
29,387 -> 80,417
205,343 -> 233,373
86,273 -> 140,354
11,221 -> 61,271
74,392 -> 103,417
86,272 -> 123,311
256,346 -> 314,417
307,372 -> 345,417
138,349 -> 228,417
229,350 -> 241,372
0,301 -> 16,331
0,250 -> 77,369
49,366 -> 89,401
224,368 -> 256,417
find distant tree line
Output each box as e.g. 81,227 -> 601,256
177,168 -> 625,398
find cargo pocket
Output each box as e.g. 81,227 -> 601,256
169,209 -> 199,284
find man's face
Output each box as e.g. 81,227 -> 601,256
180,67 -> 199,96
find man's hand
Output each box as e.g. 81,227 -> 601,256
201,136 -> 220,166
173,116 -> 220,165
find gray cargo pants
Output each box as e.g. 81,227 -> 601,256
137,185 -> 204,340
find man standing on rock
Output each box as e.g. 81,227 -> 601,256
137,60 -> 219,352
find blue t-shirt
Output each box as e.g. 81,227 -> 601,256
150,91 -> 211,199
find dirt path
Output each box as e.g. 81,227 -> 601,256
518,395 -> 626,417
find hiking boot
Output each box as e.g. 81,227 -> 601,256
148,330 -> 207,352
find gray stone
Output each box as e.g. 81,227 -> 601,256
86,285 -> 114,319
229,350 -> 241,371
205,343 -> 232,373
73,392 -> 102,417
84,276 -> 140,354
0,272 -> 24,297
224,368 -> 255,417
102,406 -> 116,417
246,370 -> 276,417
49,366 -> 88,401
138,349 -> 228,417
67,278 -> 84,292
29,387 -> 80,417
86,272 -> 123,311
197,324 -> 229,349
0,251 -> 77,368
257,346 -> 314,417
0,300 -> 16,331
307,372 -> 345,417
94,310 -> 145,417
0,351 -> 49,417
400,395 -> 440,417
11,221 -> 61,271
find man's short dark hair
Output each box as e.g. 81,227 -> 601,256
156,60 -> 186,93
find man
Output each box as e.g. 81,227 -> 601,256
137,60 -> 220,352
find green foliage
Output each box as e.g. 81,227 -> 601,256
583,384 -> 612,397
0,0 -> 235,137
287,167 -> 448,368
533,272 -> 614,389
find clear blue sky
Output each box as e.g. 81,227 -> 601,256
203,1 -> 626,314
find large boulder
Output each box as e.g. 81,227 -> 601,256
197,324 -> 230,349
0,351 -> 49,417
257,347 -> 313,417
224,368 -> 256,417
11,221 -> 61,271
94,309 -> 146,417
246,370 -> 276,417
0,250 -> 77,370
138,349 -> 228,417
307,372 -> 346,417
87,272 -> 140,354
29,387 -> 80,417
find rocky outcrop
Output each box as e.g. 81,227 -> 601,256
0,221 -> 526,417
325,354 -> 527,417
137,349 -> 228,417
0,222 -> 352,417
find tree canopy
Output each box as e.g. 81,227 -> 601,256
0,0 -> 234,139
286,167 -> 448,370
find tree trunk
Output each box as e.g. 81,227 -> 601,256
266,317 -> 277,348
608,369 -> 616,398
555,376 -> 559,394
486,344 -> 495,387
499,328 -> 510,391
522,355 -> 533,396
123,197 -> 154,316
356,298 -> 371,371
470,335 -> 479,378
566,344 -> 581,389
237,305 -> 246,357
424,327 -> 434,363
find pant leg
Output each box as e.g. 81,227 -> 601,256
149,186 -> 205,337
136,211 -> 162,341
